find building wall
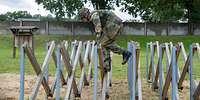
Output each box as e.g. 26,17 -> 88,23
0,21 -> 200,36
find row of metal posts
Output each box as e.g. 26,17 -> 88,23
146,42 -> 200,100
19,41 -> 142,100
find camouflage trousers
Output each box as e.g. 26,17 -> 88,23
100,25 -> 127,71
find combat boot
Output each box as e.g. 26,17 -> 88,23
122,51 -> 132,65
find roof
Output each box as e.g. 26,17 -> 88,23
10,26 -> 39,30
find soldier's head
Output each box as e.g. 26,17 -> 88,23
79,7 -> 91,22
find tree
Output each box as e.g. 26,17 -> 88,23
5,11 -> 32,21
0,14 -> 7,21
121,0 -> 200,22
121,0 -> 185,22
36,0 -> 200,23
35,0 -> 121,19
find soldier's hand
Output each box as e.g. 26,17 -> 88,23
96,32 -> 102,39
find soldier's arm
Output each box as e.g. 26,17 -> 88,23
90,12 -> 102,34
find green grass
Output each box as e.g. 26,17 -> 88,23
0,35 -> 200,80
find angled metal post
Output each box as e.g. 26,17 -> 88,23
128,42 -> 135,100
172,47 -> 178,100
19,45 -> 25,100
159,46 -> 163,100
132,43 -> 137,100
45,43 -> 49,100
56,46 -> 61,100
146,43 -> 149,81
93,45 -> 98,100
189,45 -> 194,100
151,43 -> 155,82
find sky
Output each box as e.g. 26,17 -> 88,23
0,0 -> 137,21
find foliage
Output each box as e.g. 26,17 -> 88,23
0,11 -> 71,21
5,11 -> 32,21
0,14 -> 7,21
35,0 -> 83,19
121,0 -> 200,22
35,0 -> 121,19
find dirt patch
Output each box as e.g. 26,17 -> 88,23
0,73 -> 159,100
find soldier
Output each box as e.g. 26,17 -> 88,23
79,8 -> 131,72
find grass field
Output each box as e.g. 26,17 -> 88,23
0,35 -> 200,99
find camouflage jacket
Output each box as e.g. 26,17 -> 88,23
90,10 -> 123,39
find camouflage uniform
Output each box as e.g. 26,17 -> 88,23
90,10 -> 128,71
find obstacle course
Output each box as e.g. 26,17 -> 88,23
18,40 -> 142,100
146,41 -> 200,100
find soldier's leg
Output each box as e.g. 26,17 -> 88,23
100,24 -> 131,65
104,42 -> 125,55
102,48 -> 111,72
104,42 -> 131,65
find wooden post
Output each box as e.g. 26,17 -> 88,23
144,22 -> 147,36
13,35 -> 16,58
46,21 -> 49,35
10,26 -> 38,58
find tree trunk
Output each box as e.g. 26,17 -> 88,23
188,0 -> 193,35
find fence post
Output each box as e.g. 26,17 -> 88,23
46,21 -> 49,35
144,22 -> 147,36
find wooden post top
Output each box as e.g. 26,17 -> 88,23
10,26 -> 39,35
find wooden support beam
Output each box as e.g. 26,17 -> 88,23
28,41 -> 55,99
60,42 -> 79,97
148,42 -> 153,81
52,51 -> 66,85
87,41 -> 95,81
162,44 -> 180,100
98,47 -> 105,88
193,82 -> 200,100
64,42 -> 82,100
78,41 -> 90,94
24,43 -> 52,98
153,46 -> 164,90
178,55 -> 190,89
